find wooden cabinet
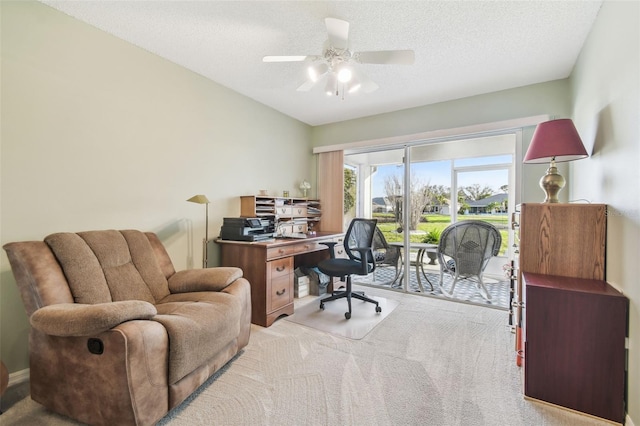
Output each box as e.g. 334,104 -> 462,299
217,232 -> 342,327
523,272 -> 628,424
515,204 -> 628,423
518,203 -> 606,280
267,257 -> 293,313
240,196 -> 322,233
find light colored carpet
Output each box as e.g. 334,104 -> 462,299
1,286 -> 609,426
285,294 -> 399,339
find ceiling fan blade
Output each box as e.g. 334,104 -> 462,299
325,17 -> 350,49
356,50 -> 415,65
296,79 -> 318,92
347,69 -> 378,94
359,74 -> 379,93
263,55 -> 308,63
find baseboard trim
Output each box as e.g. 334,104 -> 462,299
626,414 -> 635,426
8,368 -> 29,387
524,396 -> 623,425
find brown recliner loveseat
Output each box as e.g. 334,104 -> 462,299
3,229 -> 251,425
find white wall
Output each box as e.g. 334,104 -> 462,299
570,1 -> 640,423
0,1 -> 313,372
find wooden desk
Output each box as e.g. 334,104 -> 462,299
216,232 -> 344,327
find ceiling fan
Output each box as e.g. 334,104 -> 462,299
263,17 -> 415,97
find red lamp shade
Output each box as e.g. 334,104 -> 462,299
524,119 -> 588,163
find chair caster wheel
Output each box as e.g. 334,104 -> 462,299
319,303 -> 324,310
345,312 -> 351,320
376,306 -> 382,313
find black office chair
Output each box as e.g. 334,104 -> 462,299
317,218 -> 382,319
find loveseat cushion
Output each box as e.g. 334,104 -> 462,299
45,232 -> 114,304
154,293 -> 242,384
45,230 -> 171,305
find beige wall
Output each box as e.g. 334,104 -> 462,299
570,1 -> 639,423
0,1 -> 314,372
311,79 -> 571,149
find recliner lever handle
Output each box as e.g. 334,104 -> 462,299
87,338 -> 104,355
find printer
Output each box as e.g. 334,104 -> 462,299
220,216 -> 275,241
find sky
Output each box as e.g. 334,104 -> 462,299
371,155 -> 511,198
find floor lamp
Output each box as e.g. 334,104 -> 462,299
187,194 -> 210,268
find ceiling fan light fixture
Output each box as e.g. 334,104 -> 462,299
336,64 -> 353,83
325,72 -> 338,96
307,62 -> 328,82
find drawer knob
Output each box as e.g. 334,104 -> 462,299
276,289 -> 286,296
276,265 -> 286,272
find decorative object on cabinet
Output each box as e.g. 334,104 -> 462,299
513,204 -> 628,424
187,194 -> 210,268
299,180 -> 311,197
523,119 -> 589,203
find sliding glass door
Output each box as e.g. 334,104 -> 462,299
344,132 -> 517,308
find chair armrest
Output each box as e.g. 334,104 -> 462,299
168,267 -> 243,293
30,301 -> 157,337
352,247 -> 376,274
319,241 -> 338,258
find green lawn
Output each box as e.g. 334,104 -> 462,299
374,213 -> 509,255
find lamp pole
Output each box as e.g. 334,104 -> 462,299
203,202 -> 209,268
187,194 -> 211,269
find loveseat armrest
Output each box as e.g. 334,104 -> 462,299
30,300 -> 157,337
168,267 -> 243,293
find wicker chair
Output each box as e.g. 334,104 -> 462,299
437,220 -> 502,300
371,227 -> 401,285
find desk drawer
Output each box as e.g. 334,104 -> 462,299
267,245 -> 297,260
269,275 -> 293,311
269,257 -> 292,279
293,223 -> 308,233
293,241 -> 324,254
276,206 -> 308,216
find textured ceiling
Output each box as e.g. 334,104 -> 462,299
41,1 -> 603,126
